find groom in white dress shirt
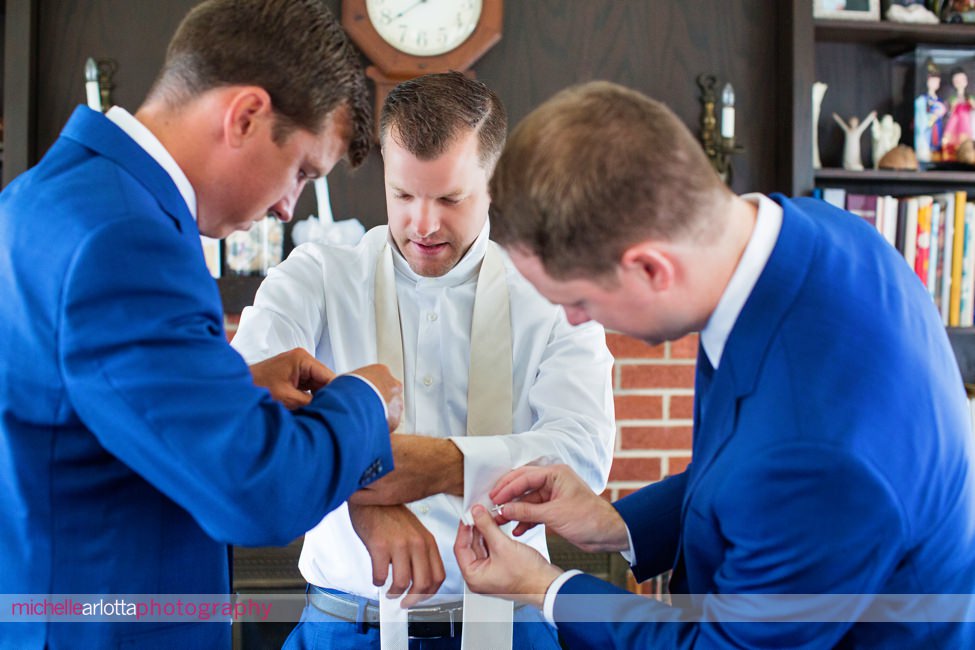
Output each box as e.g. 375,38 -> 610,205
231,72 -> 615,649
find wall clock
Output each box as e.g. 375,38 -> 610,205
341,0 -> 503,125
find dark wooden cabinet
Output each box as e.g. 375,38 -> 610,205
786,0 -> 975,383
787,0 -> 975,196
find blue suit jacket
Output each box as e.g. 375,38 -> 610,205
555,196 -> 975,648
0,107 -> 393,649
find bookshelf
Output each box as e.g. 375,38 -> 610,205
786,1 -> 975,196
787,0 -> 975,382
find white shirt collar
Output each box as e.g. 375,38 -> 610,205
389,218 -> 490,288
700,193 -> 783,368
105,106 -> 198,221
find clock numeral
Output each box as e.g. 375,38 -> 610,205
399,25 -> 408,43
416,30 -> 428,48
380,9 -> 393,25
437,27 -> 448,45
456,12 -> 466,28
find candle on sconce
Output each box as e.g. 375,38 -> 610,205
721,82 -> 735,139
85,58 -> 102,112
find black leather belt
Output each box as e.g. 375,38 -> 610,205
308,586 -> 463,639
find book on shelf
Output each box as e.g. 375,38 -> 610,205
904,197 -> 920,273
846,193 -> 878,228
961,203 -> 975,328
928,197 -> 942,307
822,187 -> 847,210
814,187 -> 975,327
950,194 -> 967,326
914,196 -> 933,289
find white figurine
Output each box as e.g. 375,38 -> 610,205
870,114 -> 902,169
886,3 -> 940,23
813,82 -> 828,170
833,111 -> 877,171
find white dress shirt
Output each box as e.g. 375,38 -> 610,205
232,221 -> 616,604
543,193 -> 784,624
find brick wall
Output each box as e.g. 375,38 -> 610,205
606,332 -> 696,500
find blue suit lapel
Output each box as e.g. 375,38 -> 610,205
59,106 -> 196,236
673,195 -> 821,594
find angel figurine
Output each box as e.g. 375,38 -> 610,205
833,111 -> 877,171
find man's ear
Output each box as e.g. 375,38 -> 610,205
620,241 -> 675,292
222,86 -> 273,148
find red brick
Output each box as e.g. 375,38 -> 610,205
616,488 -> 640,499
669,334 -> 699,359
224,314 -> 241,343
620,426 -> 693,450
668,456 -> 692,475
607,332 -> 664,359
669,394 -> 695,420
620,363 -> 695,390
597,489 -> 613,502
614,395 -> 663,420
609,457 -> 662,482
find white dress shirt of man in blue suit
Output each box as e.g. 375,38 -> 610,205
454,81 -> 975,649
0,2 -> 404,649
231,72 -> 617,649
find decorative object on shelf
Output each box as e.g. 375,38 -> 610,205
915,57 -> 947,164
871,114 -> 902,168
341,0 -> 502,127
813,82 -> 828,170
957,138 -> 975,163
291,176 -> 365,248
878,144 -> 920,169
225,216 -> 284,276
942,65 -> 975,161
83,57 -> 117,113
885,0 -> 940,23
814,0 -> 880,21
833,110 -> 877,170
696,73 -> 743,184
938,0 -> 975,22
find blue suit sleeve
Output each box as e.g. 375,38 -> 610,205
59,217 -> 392,546
553,445 -> 905,649
614,470 -> 686,580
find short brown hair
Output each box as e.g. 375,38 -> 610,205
149,0 -> 372,167
379,71 -> 506,169
489,81 -> 731,279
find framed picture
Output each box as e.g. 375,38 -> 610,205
913,45 -> 975,166
814,0 -> 882,20
933,0 -> 975,23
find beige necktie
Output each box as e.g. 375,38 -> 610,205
374,241 -> 515,650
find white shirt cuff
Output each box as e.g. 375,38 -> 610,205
542,569 -> 583,625
450,435 -> 512,510
344,374 -> 388,420
619,522 -> 637,565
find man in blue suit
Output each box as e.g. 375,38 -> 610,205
454,81 -> 975,647
0,1 -> 401,648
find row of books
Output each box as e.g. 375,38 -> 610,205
815,188 -> 975,328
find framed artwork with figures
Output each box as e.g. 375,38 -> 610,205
913,46 -> 975,166
814,0 -> 882,20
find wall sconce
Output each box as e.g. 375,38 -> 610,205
696,73 -> 744,184
84,57 -> 118,113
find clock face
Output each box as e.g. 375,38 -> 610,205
366,0 -> 483,57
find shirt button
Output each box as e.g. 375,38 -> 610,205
418,505 -> 430,515
422,376 -> 433,387
427,312 -> 438,322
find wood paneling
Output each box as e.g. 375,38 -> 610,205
23,0 -> 784,305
